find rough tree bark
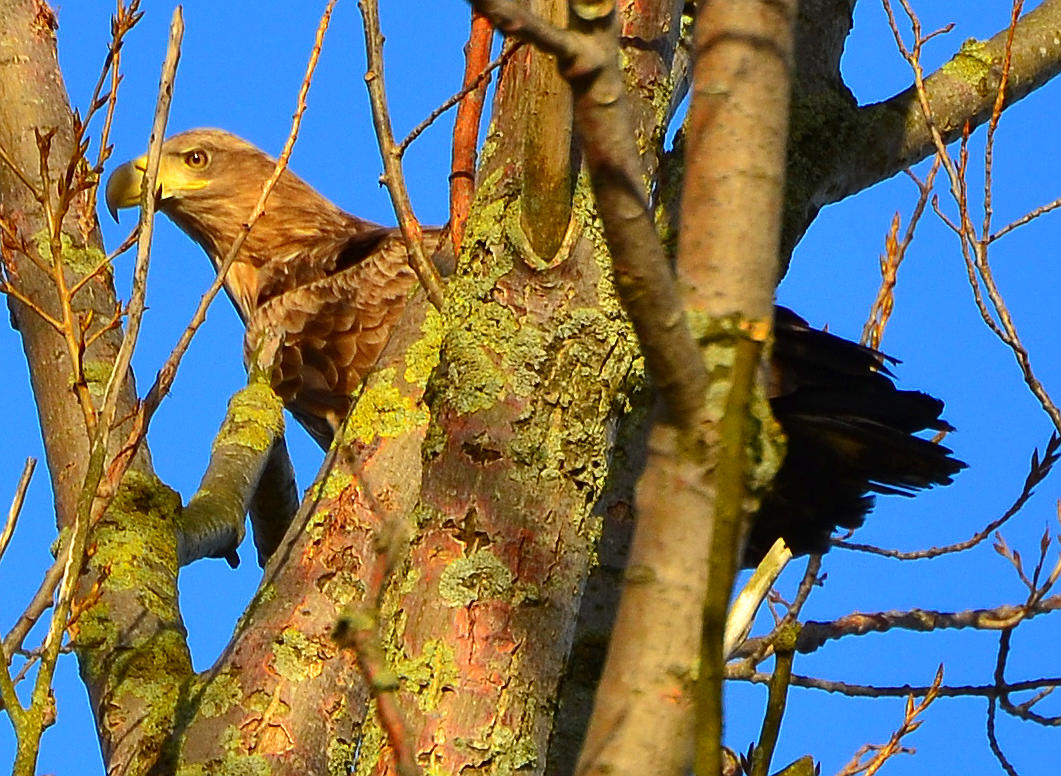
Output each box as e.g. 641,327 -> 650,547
0,2 -> 190,774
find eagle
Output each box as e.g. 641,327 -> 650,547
105,128 -> 964,568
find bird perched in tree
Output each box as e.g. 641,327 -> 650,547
105,128 -> 963,568
106,128 -> 446,450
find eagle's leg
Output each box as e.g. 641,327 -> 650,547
247,436 -> 299,566
177,381 -> 289,566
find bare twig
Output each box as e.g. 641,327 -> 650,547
0,280 -> 64,332
883,0 -> 1061,433
113,0 -> 338,474
728,664 -> 1061,701
748,624 -> 798,776
0,141 -> 43,200
987,631 -> 1022,776
83,1 -> 143,228
358,0 -> 446,309
737,594 -> 1061,658
334,611 -> 421,776
990,194 -> 1061,242
11,13 -> 182,774
34,129 -> 99,431
68,225 -> 137,298
861,159 -> 940,348
95,4 -> 183,478
400,33 -> 520,158
0,458 -> 36,564
3,558 -> 64,660
835,666 -> 943,776
838,433 -> 1060,559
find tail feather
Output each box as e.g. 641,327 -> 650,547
743,308 -> 966,567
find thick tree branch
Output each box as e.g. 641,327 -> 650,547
177,380 -> 289,566
785,0 -> 1061,253
0,3 -> 192,773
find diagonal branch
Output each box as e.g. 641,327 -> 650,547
358,0 -> 446,309
785,0 -> 1061,251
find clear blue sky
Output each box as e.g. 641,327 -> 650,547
2,1 -> 1060,773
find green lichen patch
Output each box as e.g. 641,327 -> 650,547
213,383 -> 286,453
404,305 -> 445,387
317,569 -> 366,609
437,291 -> 553,415
81,359 -> 114,398
32,229 -> 111,279
197,671 -> 243,719
941,38 -> 994,86
327,737 -> 359,776
92,469 -> 183,600
339,369 -> 430,445
272,627 -> 325,682
454,722 -> 539,776
395,639 -> 459,711
438,549 -> 514,607
315,466 -> 355,502
177,753 -> 270,776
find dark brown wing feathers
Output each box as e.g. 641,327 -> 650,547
744,307 -> 965,566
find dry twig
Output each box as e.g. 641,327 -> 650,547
838,433 -> 1060,559
358,0 -> 446,309
835,666 -> 944,776
0,458 -> 36,565
861,159 -> 940,348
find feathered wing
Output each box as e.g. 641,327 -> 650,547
744,307 -> 966,566
244,228 -> 445,449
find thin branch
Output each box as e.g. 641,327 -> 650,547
34,129 -> 98,431
358,0 -> 446,309
113,0 -> 337,475
83,1 -> 143,228
0,141 -> 43,200
861,159 -> 939,348
0,458 -> 36,565
835,666 -> 943,776
728,665 -> 1061,701
399,34 -> 520,157
737,594 -> 1061,657
3,557 -> 64,660
987,630 -> 1022,776
980,0 -> 1024,243
838,433 -> 1060,559
0,280 -> 65,332
95,3 -> 183,476
68,224 -> 137,298
883,0 -> 1061,433
334,611 -> 421,776
748,625 -> 798,776
989,194 -> 1061,242
11,12 -> 182,774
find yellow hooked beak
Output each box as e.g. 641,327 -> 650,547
104,155 -> 149,222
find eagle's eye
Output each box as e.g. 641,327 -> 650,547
184,150 -> 209,169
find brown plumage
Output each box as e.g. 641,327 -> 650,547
106,128 -> 963,568
106,128 -> 443,449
